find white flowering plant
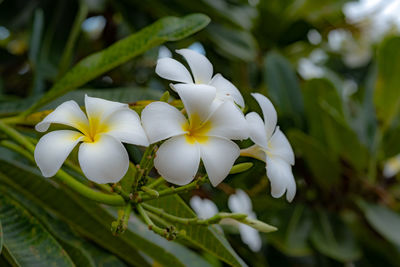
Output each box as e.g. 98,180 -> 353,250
2,2 -> 400,266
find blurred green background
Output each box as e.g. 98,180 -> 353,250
1,0 -> 400,266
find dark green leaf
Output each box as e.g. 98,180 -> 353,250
0,193 -> 75,267
288,130 -> 341,189
0,159 -> 205,267
25,14 -> 210,114
0,217 -> 2,254
310,211 -> 361,262
268,205 -> 313,256
358,201 -> 400,246
148,195 -> 247,267
263,51 -> 304,126
374,36 -> 400,130
207,24 -> 257,62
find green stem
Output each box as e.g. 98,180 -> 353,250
141,203 -> 247,225
132,144 -> 156,193
146,176 -> 165,189
0,131 -> 125,206
0,116 -> 25,125
57,0 -> 88,77
139,175 -> 208,202
111,203 -> 131,235
0,120 -> 35,152
136,203 -> 167,237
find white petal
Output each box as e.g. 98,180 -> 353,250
266,156 -> 294,199
78,134 -> 129,184
141,102 -> 187,143
245,112 -> 269,148
190,196 -> 219,219
240,144 -> 266,162
210,74 -> 245,108
103,109 -> 149,146
269,127 -> 295,165
207,101 -> 248,140
84,95 -> 127,125
286,174 -> 296,202
34,130 -> 84,177
251,93 -> 277,139
176,49 -> 213,84
35,100 -> 89,133
174,83 -> 216,122
155,58 -> 193,83
199,137 -> 239,187
228,189 -> 253,213
154,135 -> 200,185
239,224 -> 262,252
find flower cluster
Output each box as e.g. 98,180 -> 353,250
34,48 -> 296,201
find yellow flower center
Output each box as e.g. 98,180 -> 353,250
182,114 -> 212,145
75,115 -> 109,143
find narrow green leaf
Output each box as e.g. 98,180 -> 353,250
263,51 -> 304,126
57,1 -> 88,77
310,211 -> 361,262
374,36 -> 400,131
24,14 -> 210,115
148,195 -> 248,267
358,200 -> 400,246
0,193 -> 75,267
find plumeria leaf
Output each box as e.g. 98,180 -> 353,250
0,193 -> 75,267
0,87 -> 163,117
23,14 -> 210,115
0,159 -> 207,267
310,210 -> 361,262
374,36 -> 400,131
358,200 -> 400,247
288,130 -> 340,190
148,195 -> 248,267
0,181 -> 98,267
263,51 -> 304,127
267,204 -> 313,257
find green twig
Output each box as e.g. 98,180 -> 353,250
141,203 -> 247,225
136,203 -> 171,238
138,175 -> 208,202
146,177 -> 165,189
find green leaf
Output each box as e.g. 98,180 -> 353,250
303,78 -> 368,171
0,181 -> 97,267
263,51 -> 304,126
207,24 -> 257,62
24,14 -> 210,115
288,130 -> 340,190
0,193 -> 75,267
358,201 -> 400,246
310,211 -> 361,262
148,195 -> 247,267
374,36 -> 400,131
0,159 -> 204,266
0,87 -> 163,116
268,205 -> 313,257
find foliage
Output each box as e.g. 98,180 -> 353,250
1,0 -> 400,266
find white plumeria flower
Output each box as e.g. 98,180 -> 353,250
383,154 -> 400,178
190,196 -> 218,219
141,84 -> 248,186
34,95 -> 149,183
155,48 -> 245,108
228,189 -> 262,252
241,93 -> 296,202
